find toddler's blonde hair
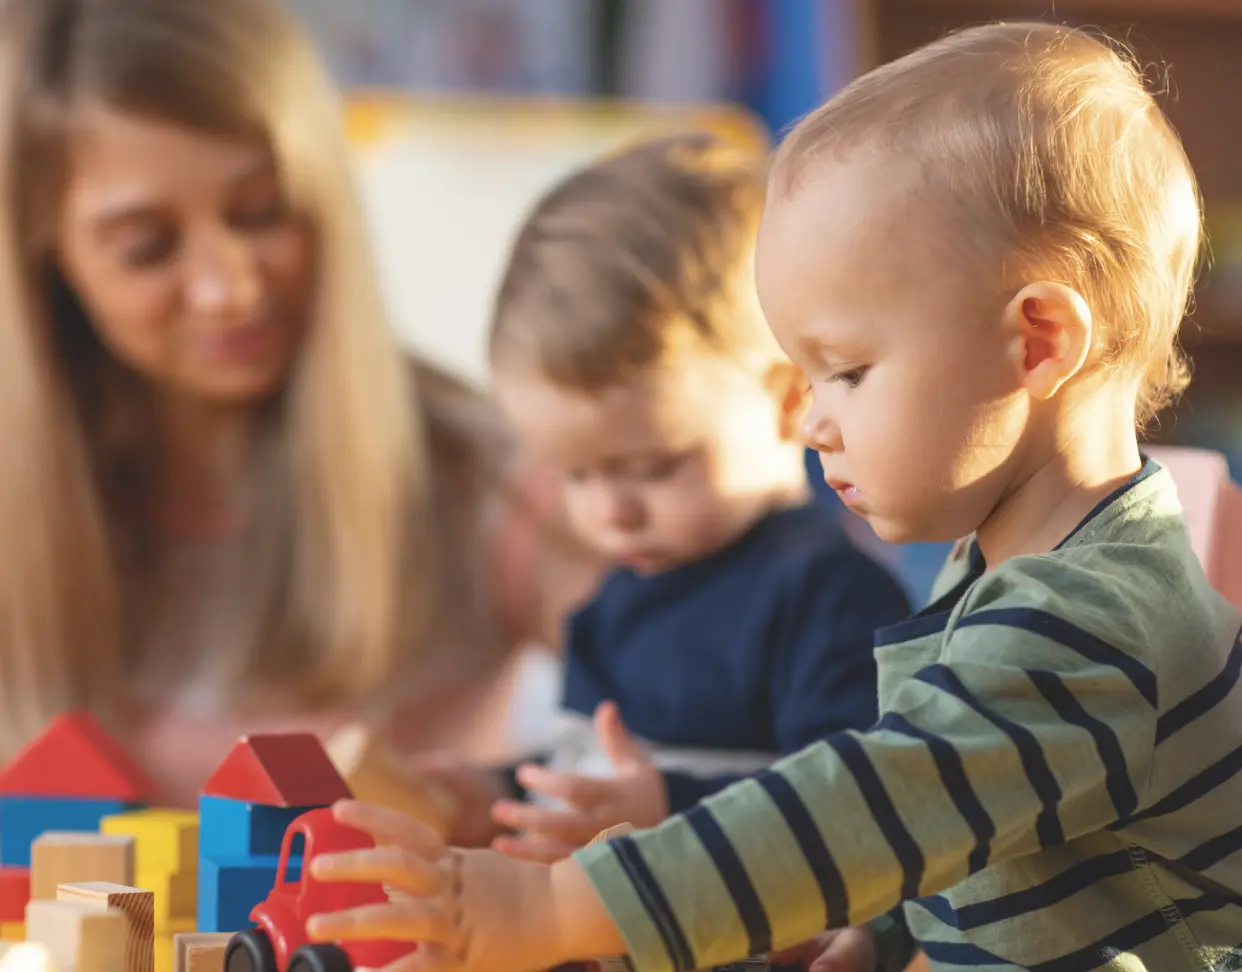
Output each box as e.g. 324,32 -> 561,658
490,133 -> 777,388
774,21 -> 1202,425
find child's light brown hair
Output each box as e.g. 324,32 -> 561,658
773,21 -> 1202,426
490,132 -> 776,388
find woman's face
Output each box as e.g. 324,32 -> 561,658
56,104 -> 315,403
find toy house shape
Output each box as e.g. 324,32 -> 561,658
0,712 -> 154,802
201,734 -> 351,808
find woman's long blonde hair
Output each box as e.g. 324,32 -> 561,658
0,0 -> 435,754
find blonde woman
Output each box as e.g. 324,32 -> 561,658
0,0 -> 597,806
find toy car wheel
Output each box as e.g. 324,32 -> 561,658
288,943 -> 353,972
224,929 -> 278,972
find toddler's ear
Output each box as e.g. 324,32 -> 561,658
1004,281 -> 1092,401
764,360 -> 809,442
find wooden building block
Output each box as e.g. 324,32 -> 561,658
137,868 -> 196,928
58,882 -> 153,972
0,942 -> 60,972
26,899 -> 126,972
326,723 -> 455,837
0,922 -> 20,940
0,711 -> 154,801
30,832 -> 134,900
0,869 -> 28,923
101,808 -> 198,875
0,796 -> 135,867
172,932 -> 231,972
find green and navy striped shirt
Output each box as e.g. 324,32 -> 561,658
575,461 -> 1242,971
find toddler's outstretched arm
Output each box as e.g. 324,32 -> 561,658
307,577 -> 1154,972
305,800 -> 624,971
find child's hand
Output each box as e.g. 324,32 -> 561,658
769,927 -> 878,972
305,800 -> 621,972
491,702 -> 668,863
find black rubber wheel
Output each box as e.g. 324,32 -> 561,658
224,929 -> 278,972
288,943 -> 354,972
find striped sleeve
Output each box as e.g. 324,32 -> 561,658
572,564 -> 1158,971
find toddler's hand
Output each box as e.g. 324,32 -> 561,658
491,702 -> 668,863
306,800 -> 568,972
769,927 -> 878,972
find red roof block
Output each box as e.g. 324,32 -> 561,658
0,711 -> 154,801
202,733 -> 352,807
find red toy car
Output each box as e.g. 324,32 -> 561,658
225,807 -> 417,972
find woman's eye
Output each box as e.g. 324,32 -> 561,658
230,198 -> 290,231
120,232 -> 178,268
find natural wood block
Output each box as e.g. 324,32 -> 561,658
325,723 -> 455,837
172,933 -> 231,972
26,899 -> 126,972
58,882 -> 154,972
0,942 -> 60,971
30,832 -> 134,900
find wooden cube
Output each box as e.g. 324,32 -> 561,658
58,882 -> 153,972
0,942 -> 59,970
26,899 -> 126,972
136,867 -> 196,928
30,833 -> 134,900
100,809 -> 198,875
325,722 -> 455,837
173,932 -> 232,972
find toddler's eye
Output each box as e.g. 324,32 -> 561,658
634,451 -> 692,482
831,367 -> 869,388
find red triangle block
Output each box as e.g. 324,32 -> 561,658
202,733 -> 352,807
0,711 -> 154,801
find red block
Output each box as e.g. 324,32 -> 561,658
202,733 -> 352,808
0,711 -> 154,801
0,867 -> 29,922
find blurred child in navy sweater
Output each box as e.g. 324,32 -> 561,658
429,134 -> 910,862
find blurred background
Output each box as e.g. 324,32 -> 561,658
291,0 -> 1242,602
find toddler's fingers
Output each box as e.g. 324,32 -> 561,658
491,799 -> 595,841
491,833 -> 577,864
311,843 -> 442,894
514,764 -> 614,806
307,897 -> 454,944
808,928 -> 875,972
374,943 -> 457,972
332,799 -> 445,855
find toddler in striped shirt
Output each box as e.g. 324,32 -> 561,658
304,21 -> 1242,972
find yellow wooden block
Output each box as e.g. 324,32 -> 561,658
136,870 -> 196,929
0,922 -> 21,940
101,810 -> 198,876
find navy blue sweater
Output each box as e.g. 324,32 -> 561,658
559,504 -> 911,812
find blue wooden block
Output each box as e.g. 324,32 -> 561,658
0,796 -> 138,867
197,853 -> 303,933
198,796 -> 312,859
